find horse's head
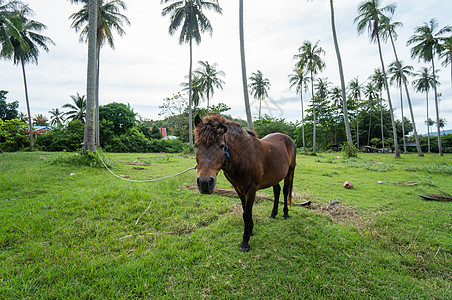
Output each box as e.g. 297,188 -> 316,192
194,114 -> 229,194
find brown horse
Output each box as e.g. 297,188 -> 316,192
194,114 -> 296,252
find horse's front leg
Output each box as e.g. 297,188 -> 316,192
240,190 -> 256,253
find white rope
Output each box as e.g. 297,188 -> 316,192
99,155 -> 197,183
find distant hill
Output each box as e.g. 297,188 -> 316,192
423,129 -> 452,136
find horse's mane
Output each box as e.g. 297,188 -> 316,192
195,115 -> 257,146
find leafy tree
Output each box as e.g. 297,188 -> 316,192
0,90 -> 19,120
294,40 -> 325,152
0,3 -> 54,149
355,0 -> 400,157
99,102 -> 136,136
137,119 -> 163,140
63,93 -> 86,122
248,70 -> 271,120
194,61 -> 225,114
161,0 -> 222,150
239,0 -> 253,130
207,102 -> 230,115
0,118 -> 28,151
253,116 -> 296,140
381,13 -> 423,157
413,67 -> 439,153
48,108 -> 65,126
407,18 -> 451,155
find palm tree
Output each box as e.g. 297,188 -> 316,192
407,18 -> 451,156
355,0 -> 400,158
248,70 -> 270,120
381,14 -> 423,157
363,81 -> 377,146
348,77 -> 362,149
0,0 -> 23,52
48,108 -> 65,126
288,68 -> 310,153
0,4 -> 54,150
181,75 -> 203,110
63,93 -> 87,122
329,86 -> 342,145
388,60 -> 414,153
412,67 -> 439,153
439,37 -> 452,86
294,40 -> 325,152
33,113 -> 48,126
70,0 -> 130,148
239,0 -> 252,130
194,61 -> 225,114
161,0 -> 222,150
369,68 -> 385,150
327,0 -> 354,154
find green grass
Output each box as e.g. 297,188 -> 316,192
1,151 -> 451,299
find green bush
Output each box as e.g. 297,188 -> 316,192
103,127 -> 152,153
35,120 -> 84,151
149,138 -> 188,153
0,119 -> 28,151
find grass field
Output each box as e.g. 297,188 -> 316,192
1,151 -> 451,299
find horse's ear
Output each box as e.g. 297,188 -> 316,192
219,123 -> 228,134
195,114 -> 202,126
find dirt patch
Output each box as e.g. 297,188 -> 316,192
309,201 -> 363,224
122,161 -> 154,166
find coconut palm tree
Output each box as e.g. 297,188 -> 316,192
161,0 -> 222,150
294,40 -> 325,152
33,113 -> 48,126
0,4 -> 54,150
70,0 -> 130,148
369,68 -> 385,150
348,77 -> 362,149
48,108 -> 65,126
355,0 -> 400,158
181,75 -> 203,110
248,70 -> 270,120
407,18 -> 451,156
329,86 -> 342,145
439,37 -> 452,86
194,61 -> 225,114
239,0 -> 252,130
63,93 -> 87,122
288,68 -> 310,153
380,14 -> 423,157
0,0 -> 23,52
363,81 -> 378,146
388,60 -> 414,153
412,67 -> 439,153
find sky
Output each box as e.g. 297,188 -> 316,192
1,0 -> 451,135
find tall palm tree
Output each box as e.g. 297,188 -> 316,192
329,86 -> 342,145
381,14 -> 423,157
288,68 -> 310,153
63,93 -> 87,122
239,0 -> 252,130
294,40 -> 325,152
407,18 -> 451,156
194,61 -> 225,114
327,0 -> 354,153
412,67 -> 439,153
0,4 -> 54,150
161,0 -> 222,150
388,60 -> 413,153
348,77 -> 362,149
48,108 -> 65,126
70,0 -> 130,148
355,0 -> 400,158
248,70 -> 270,120
369,68 -> 385,150
363,81 -> 378,146
181,75 -> 203,110
439,36 -> 452,86
0,0 -> 23,52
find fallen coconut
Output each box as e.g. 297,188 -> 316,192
344,181 -> 353,189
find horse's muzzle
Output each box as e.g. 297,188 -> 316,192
197,176 -> 216,194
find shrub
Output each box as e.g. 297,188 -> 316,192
35,120 -> 84,151
0,119 -> 29,151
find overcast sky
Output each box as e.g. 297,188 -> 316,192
1,0 -> 451,134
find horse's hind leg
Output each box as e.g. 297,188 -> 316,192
283,169 -> 294,219
270,184 -> 281,218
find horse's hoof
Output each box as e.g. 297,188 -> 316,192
270,214 -> 276,219
283,215 -> 290,219
240,246 -> 250,253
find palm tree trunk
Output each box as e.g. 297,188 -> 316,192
300,92 -> 306,153
83,0 -> 98,153
367,106 -> 372,146
431,58 -> 442,156
311,70 -> 316,152
376,35 -> 400,158
399,86 -> 407,153
188,37 -> 194,150
388,31 -> 423,156
356,105 -> 359,150
329,0 -> 353,152
21,59 -> 33,150
95,41 -> 100,149
239,0 -> 253,130
426,92 -> 430,153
